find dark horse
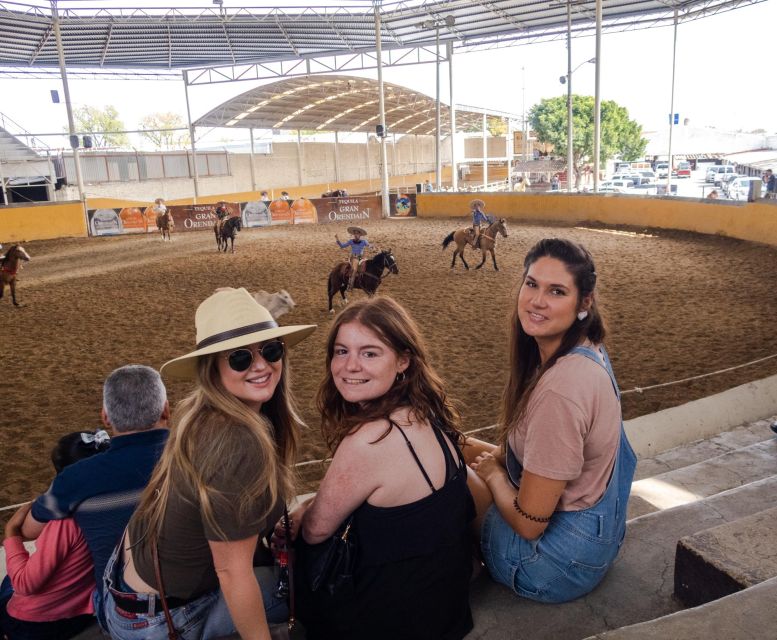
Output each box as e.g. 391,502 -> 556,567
156,210 -> 174,241
1,244 -> 31,306
218,216 -> 242,253
322,189 -> 348,198
327,249 -> 398,313
213,207 -> 230,251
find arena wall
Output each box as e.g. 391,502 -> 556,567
417,193 -> 777,247
0,200 -> 86,242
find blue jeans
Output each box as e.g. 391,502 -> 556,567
102,542 -> 288,639
481,345 -> 637,603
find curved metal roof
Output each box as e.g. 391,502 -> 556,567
193,74 -> 500,134
0,0 -> 762,73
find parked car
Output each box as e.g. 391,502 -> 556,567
728,176 -> 760,201
706,165 -> 736,184
599,179 -> 635,193
612,173 -> 646,185
721,173 -> 745,197
656,162 -> 670,178
638,170 -> 656,183
676,161 -> 692,178
615,162 -> 632,173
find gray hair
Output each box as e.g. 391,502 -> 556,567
103,365 -> 167,433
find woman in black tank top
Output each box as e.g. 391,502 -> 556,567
292,297 -> 474,640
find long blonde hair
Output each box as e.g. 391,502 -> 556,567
132,351 -> 301,546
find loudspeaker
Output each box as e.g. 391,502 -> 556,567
83,135 -> 93,149
416,183 -> 422,194
69,135 -> 79,149
376,124 -> 386,138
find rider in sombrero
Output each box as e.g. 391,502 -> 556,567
470,200 -> 488,249
335,226 -> 371,291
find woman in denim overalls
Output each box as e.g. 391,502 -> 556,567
465,238 -> 636,603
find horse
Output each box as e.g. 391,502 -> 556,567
322,189 -> 348,198
442,217 -> 509,271
213,207 -> 230,251
156,210 -> 174,241
218,216 -> 242,253
1,244 -> 31,307
327,249 -> 398,313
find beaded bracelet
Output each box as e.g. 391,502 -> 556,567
513,496 -> 552,523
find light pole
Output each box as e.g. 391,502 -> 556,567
420,15 -> 455,191
559,57 -> 595,192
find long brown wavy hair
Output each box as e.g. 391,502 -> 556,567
317,296 -> 463,452
499,238 -> 607,444
132,350 -> 302,547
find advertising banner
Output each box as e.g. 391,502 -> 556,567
269,199 -> 293,225
167,204 -> 222,232
315,196 -> 382,225
241,200 -> 271,228
291,198 -> 318,224
389,193 -> 417,218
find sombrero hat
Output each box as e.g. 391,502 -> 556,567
160,288 -> 316,380
469,199 -> 486,210
347,226 -> 367,236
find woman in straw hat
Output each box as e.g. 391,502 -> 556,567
288,296 -> 474,640
335,226 -> 371,291
102,288 -> 315,640
470,199 -> 488,249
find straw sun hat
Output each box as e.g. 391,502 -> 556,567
347,226 -> 367,236
469,199 -> 486,210
160,288 -> 316,380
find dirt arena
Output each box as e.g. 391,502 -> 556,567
4,216 -> 777,515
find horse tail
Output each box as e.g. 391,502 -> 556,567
442,232 -> 455,250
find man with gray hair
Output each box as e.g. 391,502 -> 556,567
21,365 -> 170,585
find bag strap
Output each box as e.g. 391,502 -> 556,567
151,536 -> 180,640
283,508 -> 296,632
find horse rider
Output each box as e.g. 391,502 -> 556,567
215,201 -> 229,219
336,226 -> 371,291
470,199 -> 489,249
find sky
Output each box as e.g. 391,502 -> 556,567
0,0 -> 773,150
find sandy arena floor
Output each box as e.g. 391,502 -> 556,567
3,217 -> 777,512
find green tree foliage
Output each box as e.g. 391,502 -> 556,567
487,117 -> 507,137
139,112 -> 190,149
529,96 -> 647,186
72,105 -> 128,148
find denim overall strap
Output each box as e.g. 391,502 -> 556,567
568,345 -> 620,400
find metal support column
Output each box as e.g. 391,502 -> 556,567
522,67 -> 528,166
666,8 -> 679,194
593,0 -> 602,193
391,133 -> 397,176
334,131 -> 341,182
482,113 -> 488,189
448,42 -> 457,192
365,137 -> 371,185
374,2 -> 390,217
566,1 -> 574,192
52,0 -> 84,203
296,130 -> 304,186
434,26 -> 442,190
0,160 -> 8,205
182,71 -> 199,203
249,127 -> 257,192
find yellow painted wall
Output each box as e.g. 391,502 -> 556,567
418,193 -> 777,247
0,201 -> 87,242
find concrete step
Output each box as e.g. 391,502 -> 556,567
674,505 -> 777,607
582,576 -> 777,640
466,475 -> 777,639
628,438 -> 777,519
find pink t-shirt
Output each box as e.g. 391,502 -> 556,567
4,518 -> 95,622
508,345 -> 621,511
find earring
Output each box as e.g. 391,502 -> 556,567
577,310 -> 588,321
395,371 -> 406,383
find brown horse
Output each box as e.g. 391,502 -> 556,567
327,249 -> 398,313
156,211 -> 174,241
0,244 -> 31,306
441,217 -> 509,271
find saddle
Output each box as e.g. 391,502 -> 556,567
345,260 -> 366,276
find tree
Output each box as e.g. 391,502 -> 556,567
72,105 -> 128,148
529,96 -> 647,187
138,112 -> 190,149
487,117 -> 507,137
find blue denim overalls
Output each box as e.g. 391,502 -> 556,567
481,345 -> 637,603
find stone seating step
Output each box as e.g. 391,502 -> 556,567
582,575 -> 777,640
627,438 -> 777,520
466,475 -> 777,639
674,505 -> 777,607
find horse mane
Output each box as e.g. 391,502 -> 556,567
0,245 -> 18,267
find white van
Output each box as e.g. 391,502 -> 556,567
705,165 -> 736,184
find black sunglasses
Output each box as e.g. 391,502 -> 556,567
225,340 -> 285,372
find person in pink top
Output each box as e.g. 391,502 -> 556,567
1,430 -> 111,639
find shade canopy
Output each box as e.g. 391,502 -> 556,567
194,75 -> 506,135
